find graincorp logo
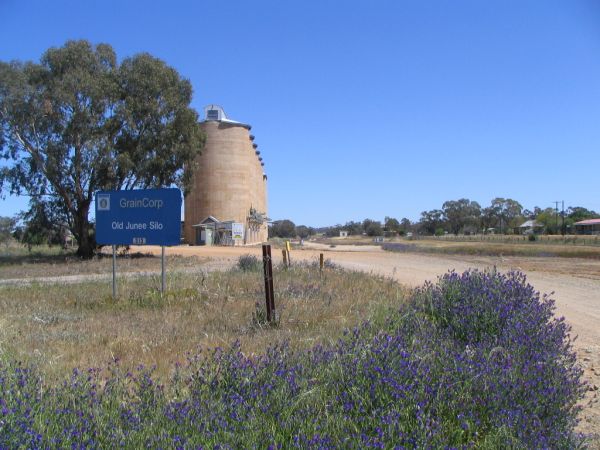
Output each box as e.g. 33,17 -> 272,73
119,198 -> 164,209
97,194 -> 110,211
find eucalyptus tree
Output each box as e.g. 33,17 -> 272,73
488,197 -> 523,233
419,209 -> 445,235
0,40 -> 204,257
442,199 -> 481,235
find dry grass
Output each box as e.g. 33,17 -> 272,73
0,260 -> 407,383
0,244 -> 210,279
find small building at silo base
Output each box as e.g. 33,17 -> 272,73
183,105 -> 269,245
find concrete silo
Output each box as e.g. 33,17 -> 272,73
183,105 -> 268,245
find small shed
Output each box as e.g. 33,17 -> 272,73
339,231 -> 348,238
192,216 -> 220,245
574,218 -> 600,235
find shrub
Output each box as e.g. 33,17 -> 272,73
236,254 -> 261,272
528,234 -> 537,242
408,270 -> 584,447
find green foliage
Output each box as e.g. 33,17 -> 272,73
384,216 -> 401,232
419,209 -> 444,235
295,225 -> 314,239
269,219 -> 296,238
536,207 -> 559,234
0,40 -> 204,257
17,199 -> 68,249
0,216 -> 15,247
485,198 -> 523,232
363,218 -> 383,236
442,198 -> 481,235
567,206 -> 599,223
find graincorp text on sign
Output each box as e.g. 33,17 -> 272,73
119,198 -> 164,209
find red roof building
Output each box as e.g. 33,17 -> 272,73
574,218 -> 600,235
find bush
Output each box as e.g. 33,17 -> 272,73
407,270 -> 584,446
236,254 -> 261,271
528,234 -> 537,241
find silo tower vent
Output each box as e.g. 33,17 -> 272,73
205,105 -> 226,121
203,104 -> 251,129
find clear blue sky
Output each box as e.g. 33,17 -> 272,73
1,0 -> 599,227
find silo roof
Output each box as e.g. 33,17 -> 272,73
201,104 -> 251,129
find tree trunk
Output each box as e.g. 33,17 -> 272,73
74,204 -> 95,258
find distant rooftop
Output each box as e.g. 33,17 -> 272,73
518,219 -> 542,228
574,218 -> 600,225
202,104 -> 251,130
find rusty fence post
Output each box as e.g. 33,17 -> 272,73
319,253 -> 324,277
262,244 -> 276,323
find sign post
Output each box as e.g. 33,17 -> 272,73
161,246 -> 166,294
96,188 -> 182,297
112,245 -> 117,297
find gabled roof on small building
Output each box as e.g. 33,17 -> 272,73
192,215 -> 221,227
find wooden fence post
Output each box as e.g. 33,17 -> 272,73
262,244 -> 276,323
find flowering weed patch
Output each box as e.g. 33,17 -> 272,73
0,269 -> 585,447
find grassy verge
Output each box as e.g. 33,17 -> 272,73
0,261 -> 405,381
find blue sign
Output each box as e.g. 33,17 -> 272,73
95,188 -> 182,246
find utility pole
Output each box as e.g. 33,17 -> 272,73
561,200 -> 565,235
553,201 -> 560,235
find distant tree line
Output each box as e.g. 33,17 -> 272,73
268,217 -> 412,239
269,198 -> 599,240
418,198 -> 598,236
7,196 -> 598,251
268,220 -> 316,239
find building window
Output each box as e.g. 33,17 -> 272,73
207,109 -> 219,120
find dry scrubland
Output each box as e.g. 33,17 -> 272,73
0,258 -> 405,381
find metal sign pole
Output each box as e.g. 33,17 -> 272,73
161,246 -> 166,295
112,245 -> 117,298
